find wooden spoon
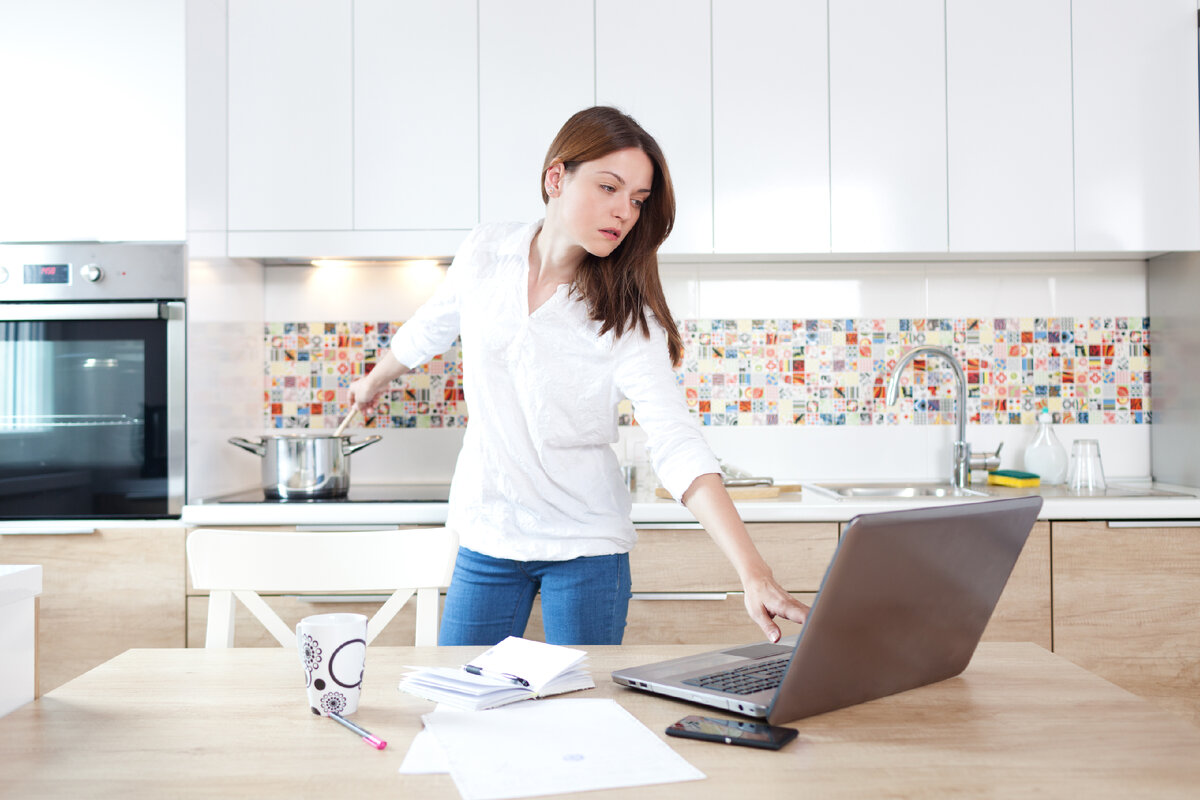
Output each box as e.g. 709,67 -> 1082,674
333,405 -> 359,436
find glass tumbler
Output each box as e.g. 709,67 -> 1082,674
1066,439 -> 1106,493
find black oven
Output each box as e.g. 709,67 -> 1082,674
0,243 -> 185,520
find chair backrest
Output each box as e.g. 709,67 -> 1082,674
186,527 -> 458,649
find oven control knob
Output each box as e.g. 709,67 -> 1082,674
0,266 -> 8,284
80,263 -> 104,283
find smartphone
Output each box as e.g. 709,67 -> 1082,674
665,715 -> 799,750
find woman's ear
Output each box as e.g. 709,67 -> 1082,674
544,161 -> 565,198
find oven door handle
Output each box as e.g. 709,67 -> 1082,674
0,302 -> 169,321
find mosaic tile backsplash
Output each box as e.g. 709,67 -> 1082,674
266,322 -> 466,429
264,317 -> 1150,429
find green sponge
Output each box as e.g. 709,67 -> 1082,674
987,469 -> 1041,488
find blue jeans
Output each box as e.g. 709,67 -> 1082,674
438,546 -> 632,646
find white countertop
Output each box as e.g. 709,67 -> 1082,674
180,481 -> 1200,527
0,565 -> 42,608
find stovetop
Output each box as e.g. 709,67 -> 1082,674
197,484 -> 452,504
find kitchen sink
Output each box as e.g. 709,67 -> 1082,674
805,481 -> 992,500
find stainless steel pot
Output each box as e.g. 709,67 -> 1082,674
228,433 -> 382,499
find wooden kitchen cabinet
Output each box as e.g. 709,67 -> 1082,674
0,526 -> 186,694
526,519 -> 1050,647
527,523 -> 838,644
833,519 -> 1050,648
1052,521 -> 1200,726
1072,0 -> 1200,251
946,0 -> 1074,252
829,0 -> 947,253
596,0 -> 713,254
712,0 -> 830,254
983,521 -> 1051,649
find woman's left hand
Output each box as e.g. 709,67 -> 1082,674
741,571 -> 810,644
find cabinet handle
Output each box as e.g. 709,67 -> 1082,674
631,593 -> 730,601
0,526 -> 98,535
1106,520 -> 1200,528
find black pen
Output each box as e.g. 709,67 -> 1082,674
328,712 -> 387,750
463,664 -> 530,687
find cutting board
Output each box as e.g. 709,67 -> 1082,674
654,484 -> 803,500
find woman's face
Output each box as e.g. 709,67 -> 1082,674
549,147 -> 653,258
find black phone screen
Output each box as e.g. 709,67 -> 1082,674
665,715 -> 799,750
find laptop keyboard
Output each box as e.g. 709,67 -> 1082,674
683,658 -> 789,696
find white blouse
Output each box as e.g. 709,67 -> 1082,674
390,220 -> 720,561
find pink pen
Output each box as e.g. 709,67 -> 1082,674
328,712 -> 387,750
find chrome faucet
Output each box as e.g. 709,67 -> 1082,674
885,345 -> 971,488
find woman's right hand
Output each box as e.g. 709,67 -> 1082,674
347,350 -> 412,413
347,373 -> 385,414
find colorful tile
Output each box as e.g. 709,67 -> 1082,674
264,316 -> 1151,429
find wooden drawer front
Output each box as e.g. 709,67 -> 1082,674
187,593 -> 440,648
982,521 -> 1051,649
631,523 -> 838,592
1053,521 -> 1200,726
0,527 -> 186,693
524,592 -> 816,646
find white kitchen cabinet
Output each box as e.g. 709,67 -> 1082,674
829,0 -> 947,253
0,1 -> 184,243
946,0 -> 1074,252
354,0 -> 477,232
712,0 -> 830,254
1072,0 -> 1200,251
596,0 -> 712,254
187,0 -> 228,245
227,0 -> 353,232
478,0 -> 595,227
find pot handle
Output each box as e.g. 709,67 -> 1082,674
228,436 -> 266,457
342,435 -> 383,455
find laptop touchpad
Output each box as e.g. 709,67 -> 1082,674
721,643 -> 792,660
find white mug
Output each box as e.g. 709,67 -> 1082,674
296,613 -> 368,716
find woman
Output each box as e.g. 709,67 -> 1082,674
348,106 -> 808,646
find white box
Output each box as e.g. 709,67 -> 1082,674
0,565 -> 42,717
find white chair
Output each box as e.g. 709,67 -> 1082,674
186,527 -> 458,649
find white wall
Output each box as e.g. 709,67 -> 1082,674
186,253 -> 266,501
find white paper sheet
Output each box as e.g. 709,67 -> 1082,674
398,728 -> 449,774
399,703 -> 457,775
420,698 -> 706,800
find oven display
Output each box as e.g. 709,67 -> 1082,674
24,263 -> 71,284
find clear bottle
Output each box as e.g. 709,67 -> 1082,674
1024,410 -> 1068,484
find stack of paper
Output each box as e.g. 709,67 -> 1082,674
402,698 -> 706,800
399,636 -> 594,711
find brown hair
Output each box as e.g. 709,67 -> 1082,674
540,106 -> 683,366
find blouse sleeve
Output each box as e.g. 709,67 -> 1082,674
612,316 -> 720,501
388,229 -> 476,369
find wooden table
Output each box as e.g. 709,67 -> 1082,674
2,643 -> 1198,798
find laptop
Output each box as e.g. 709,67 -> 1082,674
612,495 -> 1043,725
